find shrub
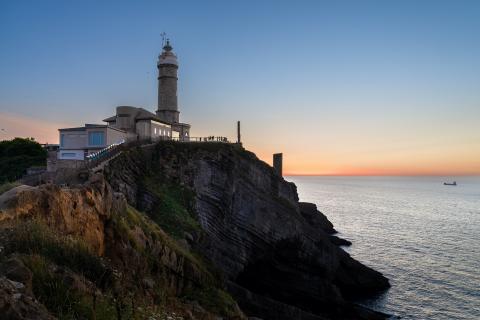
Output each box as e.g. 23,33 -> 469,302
0,137 -> 47,182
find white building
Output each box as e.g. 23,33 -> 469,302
58,124 -> 125,160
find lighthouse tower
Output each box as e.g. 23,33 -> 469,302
156,39 -> 180,123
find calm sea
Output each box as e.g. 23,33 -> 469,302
286,176 -> 480,320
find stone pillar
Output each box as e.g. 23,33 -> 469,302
273,153 -> 283,176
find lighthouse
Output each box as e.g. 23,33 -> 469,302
156,39 -> 180,123
156,39 -> 190,140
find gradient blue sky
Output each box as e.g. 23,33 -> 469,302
1,0 -> 479,174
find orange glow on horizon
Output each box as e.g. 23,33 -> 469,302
0,112 -> 71,144
1,111 -> 479,176
253,146 -> 480,177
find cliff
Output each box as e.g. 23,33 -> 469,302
0,141 -> 389,320
105,142 -> 390,319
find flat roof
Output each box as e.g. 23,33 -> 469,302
59,124 -> 126,133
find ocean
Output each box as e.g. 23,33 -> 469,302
286,176 -> 480,320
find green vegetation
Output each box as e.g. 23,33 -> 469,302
142,177 -> 200,239
4,221 -> 116,319
111,204 -> 239,318
111,204 -> 207,276
0,137 -> 47,182
5,221 -> 166,320
0,181 -> 20,195
5,221 -> 109,283
181,286 -> 239,318
22,255 -> 113,320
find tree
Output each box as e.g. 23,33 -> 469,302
0,137 -> 47,182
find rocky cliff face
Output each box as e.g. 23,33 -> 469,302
0,175 -> 245,320
105,142 -> 390,319
0,141 -> 389,319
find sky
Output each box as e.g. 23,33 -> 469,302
1,0 -> 479,175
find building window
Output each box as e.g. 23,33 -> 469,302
154,128 -> 157,135
88,131 -> 105,146
61,153 -> 76,157
60,134 -> 65,147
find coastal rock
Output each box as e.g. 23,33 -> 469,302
0,141 -> 388,319
329,235 -> 352,246
299,202 -> 337,234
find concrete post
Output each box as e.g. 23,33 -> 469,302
237,121 -> 241,144
273,153 -> 283,176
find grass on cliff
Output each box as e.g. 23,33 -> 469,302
111,204 -> 208,275
0,181 -> 20,195
142,176 -> 200,240
22,252 -> 189,320
21,254 -> 114,320
5,221 -> 109,284
7,221 -> 191,320
20,254 -> 165,320
181,286 -> 240,319
111,205 -> 241,318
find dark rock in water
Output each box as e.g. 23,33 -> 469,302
106,142 -> 391,320
329,235 -> 352,246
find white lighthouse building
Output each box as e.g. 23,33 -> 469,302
57,39 -> 191,160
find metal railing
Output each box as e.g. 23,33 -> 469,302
169,136 -> 230,143
84,136 -> 234,170
86,140 -> 125,169
86,140 -> 125,161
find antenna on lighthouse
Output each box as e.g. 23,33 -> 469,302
160,32 -> 167,47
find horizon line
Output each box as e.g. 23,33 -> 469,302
284,173 -> 480,177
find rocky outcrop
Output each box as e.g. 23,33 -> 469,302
0,276 -> 54,320
0,176 -> 246,319
0,176 -> 113,255
299,202 -> 336,234
105,142 -> 390,319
